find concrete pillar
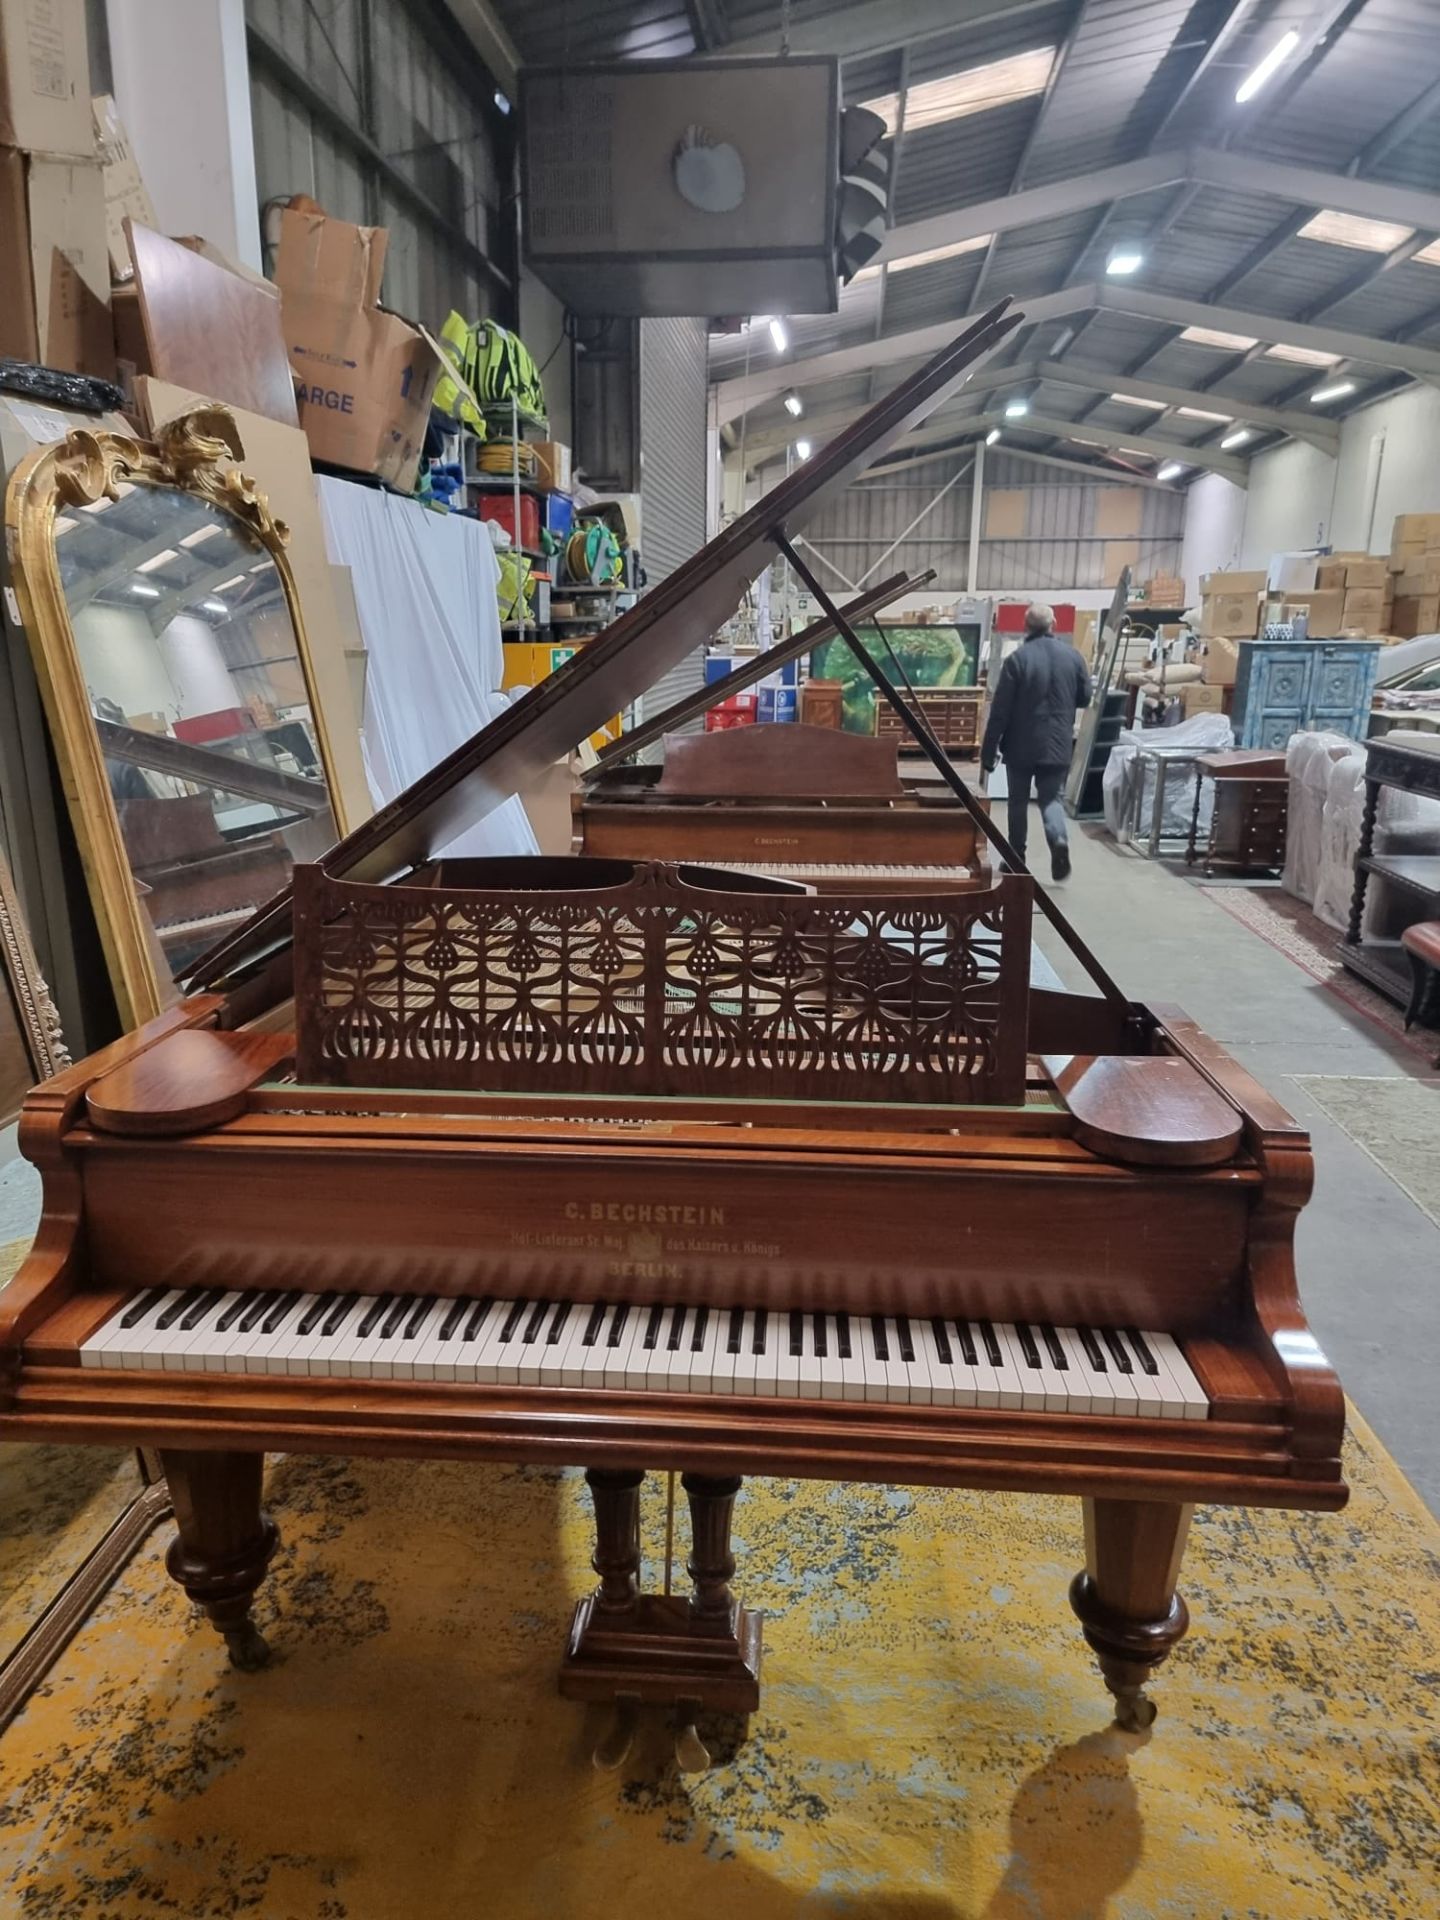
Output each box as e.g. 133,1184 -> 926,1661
105,0 -> 261,270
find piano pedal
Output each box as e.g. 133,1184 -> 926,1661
673,1701 -> 710,1774
592,1694 -> 641,1771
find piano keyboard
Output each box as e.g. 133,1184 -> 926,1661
79,1289 -> 1209,1419
715,862 -> 968,882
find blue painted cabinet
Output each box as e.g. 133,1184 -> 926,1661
1231,638 -> 1382,750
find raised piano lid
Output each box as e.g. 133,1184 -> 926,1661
183,300 -> 1023,989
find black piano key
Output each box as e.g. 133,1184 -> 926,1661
813,1313 -> 828,1360
1125,1327 -> 1159,1375
954,1319 -> 978,1367
156,1288 -> 202,1332
439,1298 -> 470,1341
836,1312 -> 852,1361
179,1288 -> 225,1333
404,1296 -> 434,1339
1016,1322 -> 1041,1369
581,1300 -> 608,1348
642,1302 -> 665,1351
296,1294 -> 333,1337
1042,1324 -> 1069,1371
789,1310 -> 805,1357
689,1305 -> 709,1353
896,1316 -> 916,1365
930,1317 -> 953,1365
462,1296 -> 494,1341
547,1301 -> 572,1345
322,1293 -> 358,1337
239,1292 -> 277,1334
667,1306 -> 688,1353
752,1308 -> 768,1355
119,1287 -> 166,1330
1101,1327 -> 1134,1374
606,1303 -> 630,1348
870,1315 -> 889,1363
216,1290 -> 259,1334
1078,1325 -> 1108,1372
261,1295 -> 302,1335
499,1299 -> 527,1344
522,1298 -> 550,1344
380,1296 -> 412,1339
977,1320 -> 1003,1368
727,1306 -> 745,1354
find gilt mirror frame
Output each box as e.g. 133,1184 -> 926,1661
5,406 -> 343,1029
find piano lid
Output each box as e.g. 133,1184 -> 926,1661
185,298 -> 1023,989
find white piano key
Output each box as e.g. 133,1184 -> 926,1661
794,1313 -> 824,1401
628,1302 -> 668,1392
711,1307 -> 745,1395
1052,1324 -> 1105,1415
390,1298 -> 450,1381
253,1294 -> 322,1374
729,1310 -> 760,1396
928,1316 -> 978,1408
1115,1327 -> 1164,1419
752,1309 -> 781,1399
1149,1331 -> 1209,1420
877,1318 -> 911,1405
1126,1328 -> 1190,1421
893,1316 -> 931,1406
339,1294 -> 407,1379
158,1289 -> 236,1371
560,1301 -> 607,1387
467,1298 -> 522,1385
812,1314 -> 844,1402
858,1316 -> 889,1404
123,1289 -> 196,1370
81,1290 -> 162,1369
527,1302 -> 578,1387
599,1302 -> 640,1391
973,1320 -> 1026,1411
688,1306 -> 725,1395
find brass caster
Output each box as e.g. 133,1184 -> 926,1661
674,1701 -> 711,1774
1113,1689 -> 1157,1732
592,1696 -> 640,1771
223,1621 -> 271,1672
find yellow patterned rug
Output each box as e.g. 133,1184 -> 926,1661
1,1410 -> 1437,1918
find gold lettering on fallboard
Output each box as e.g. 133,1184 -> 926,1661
563,1200 -> 727,1226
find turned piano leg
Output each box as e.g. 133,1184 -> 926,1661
1069,1497 -> 1192,1731
159,1449 -> 279,1672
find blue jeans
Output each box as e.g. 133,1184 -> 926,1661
1005,762 -> 1068,866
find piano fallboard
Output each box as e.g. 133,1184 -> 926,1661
574,797 -> 988,874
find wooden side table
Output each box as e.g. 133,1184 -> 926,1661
1186,751 -> 1289,875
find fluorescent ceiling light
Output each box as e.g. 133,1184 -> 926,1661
1112,392 -> 1165,410
864,47 -> 1054,136
1235,29 -> 1300,103
1069,435 -> 1106,447
1157,462 -> 1185,482
180,524 -> 222,548
1004,398 -> 1029,418
1412,238 -> 1440,266
783,392 -> 803,417
1106,242 -> 1144,277
128,582 -> 160,599
1309,380 -> 1356,405
985,427 -> 1001,445
1265,342 -> 1340,367
1299,209 -> 1413,254
1119,447 -> 1154,458
202,598 -> 230,615
1179,325 -> 1258,351
137,547 -> 179,572
212,575 -> 246,592
1220,428 -> 1253,449
768,318 -> 788,353
853,233 -> 991,282
794,438 -> 812,460
1176,405 -> 1232,422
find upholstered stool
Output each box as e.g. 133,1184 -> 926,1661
1399,921 -> 1440,1064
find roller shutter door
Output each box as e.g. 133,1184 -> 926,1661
637,317 -> 709,735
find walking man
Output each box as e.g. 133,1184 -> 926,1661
980,603 -> 1091,881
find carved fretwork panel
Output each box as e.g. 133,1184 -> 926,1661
293,862 -> 1032,1105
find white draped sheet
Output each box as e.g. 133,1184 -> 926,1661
317,479 -> 538,860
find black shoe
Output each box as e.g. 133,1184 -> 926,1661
1051,845 -> 1071,882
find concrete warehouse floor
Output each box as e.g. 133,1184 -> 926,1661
0,818 -> 1434,1517
1033,816 -> 1440,1517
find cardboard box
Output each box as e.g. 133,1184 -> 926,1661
1391,513 -> 1440,556
1198,591 -> 1261,638
1182,683 -> 1226,717
1284,587 -> 1345,633
1317,557 -> 1388,590
1341,587 -> 1389,633
0,0 -> 90,154
274,206 -> 441,491
1200,569 -> 1267,596
530,439 -> 571,493
92,94 -> 155,280
0,147 -> 113,376
1396,567 -> 1440,598
1391,594 -> 1440,639
1201,636 -> 1240,686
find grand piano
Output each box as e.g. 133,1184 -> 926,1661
0,303 -> 1345,1770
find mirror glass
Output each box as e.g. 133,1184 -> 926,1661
57,481 -> 337,990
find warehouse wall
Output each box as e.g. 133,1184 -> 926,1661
1184,386 -> 1440,578
794,452 -> 1185,599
